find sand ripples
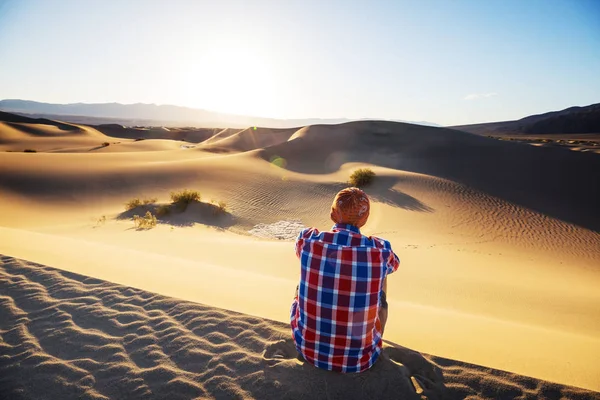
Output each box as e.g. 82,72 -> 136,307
1,256 -> 597,399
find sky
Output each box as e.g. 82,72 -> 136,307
0,0 -> 599,126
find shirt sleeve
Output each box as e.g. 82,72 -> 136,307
295,228 -> 308,258
385,250 -> 400,275
372,236 -> 400,275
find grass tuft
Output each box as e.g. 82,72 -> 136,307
348,168 -> 376,187
124,197 -> 157,211
133,211 -> 157,229
210,199 -> 228,215
125,198 -> 142,210
170,189 -> 201,211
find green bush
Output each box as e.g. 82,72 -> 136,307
133,211 -> 157,229
349,168 -> 376,187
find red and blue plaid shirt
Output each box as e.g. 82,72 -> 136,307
290,223 -> 400,373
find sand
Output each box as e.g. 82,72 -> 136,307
1,113 -> 599,398
2,256 -> 599,400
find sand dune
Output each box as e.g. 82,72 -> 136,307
259,121 -> 600,231
95,124 -> 221,143
202,128 -> 248,144
0,112 -> 116,153
1,113 -> 599,396
0,113 -> 226,152
200,127 -> 297,153
2,256 -> 598,400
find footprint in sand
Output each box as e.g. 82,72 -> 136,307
384,345 -> 446,399
263,339 -> 304,365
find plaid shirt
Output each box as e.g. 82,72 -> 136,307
290,223 -> 400,373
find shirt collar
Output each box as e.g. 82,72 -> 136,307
332,223 -> 361,234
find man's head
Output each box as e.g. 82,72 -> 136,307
330,187 -> 370,228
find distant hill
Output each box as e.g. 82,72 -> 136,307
0,99 -> 440,129
0,110 -> 81,131
451,103 -> 600,135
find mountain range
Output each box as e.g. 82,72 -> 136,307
0,99 -> 440,129
2,99 -> 598,134
451,103 -> 600,135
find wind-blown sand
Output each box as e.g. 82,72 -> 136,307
1,114 -> 599,398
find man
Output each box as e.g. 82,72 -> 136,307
290,187 -> 400,373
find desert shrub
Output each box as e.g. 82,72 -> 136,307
96,215 -> 106,225
349,168 -> 376,187
171,189 -> 200,203
170,189 -> 200,211
133,211 -> 157,229
125,197 -> 156,211
102,142 -> 110,146
211,200 -> 227,215
23,149 -> 37,153
125,198 -> 143,210
156,204 -> 171,217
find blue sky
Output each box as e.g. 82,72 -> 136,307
0,0 -> 598,125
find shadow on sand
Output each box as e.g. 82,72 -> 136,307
263,338 -> 447,400
364,175 -> 434,213
117,201 -> 236,229
315,179 -> 433,214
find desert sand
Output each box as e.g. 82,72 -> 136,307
1,113 -> 599,399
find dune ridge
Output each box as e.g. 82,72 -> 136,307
2,256 -> 599,400
200,127 -> 297,153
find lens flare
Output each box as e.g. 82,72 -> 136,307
269,155 -> 287,169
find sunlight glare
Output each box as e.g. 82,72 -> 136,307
180,39 -> 278,117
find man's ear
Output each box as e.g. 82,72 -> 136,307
357,213 -> 369,228
330,210 -> 337,223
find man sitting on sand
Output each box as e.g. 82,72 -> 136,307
290,187 -> 400,372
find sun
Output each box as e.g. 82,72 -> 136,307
179,39 -> 278,117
